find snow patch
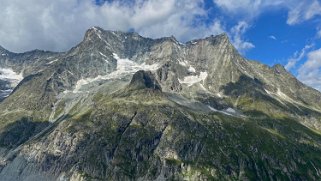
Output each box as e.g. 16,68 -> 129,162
0,68 -> 23,87
74,78 -> 93,93
72,53 -> 160,93
208,106 -> 218,111
265,88 -> 294,103
276,88 -> 292,101
47,59 -> 58,65
1,53 -> 6,56
199,83 -> 208,91
208,106 -> 233,116
264,89 -> 273,96
226,107 -> 236,113
208,105 -> 245,118
99,52 -> 109,63
0,89 -> 13,98
179,72 -> 208,86
216,92 -> 223,98
0,68 -> 23,97
188,66 -> 196,73
99,52 -> 107,58
112,53 -> 159,74
179,60 -> 188,67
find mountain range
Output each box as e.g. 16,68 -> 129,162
0,27 -> 321,180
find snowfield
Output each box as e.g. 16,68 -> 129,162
179,72 -> 208,86
0,68 -> 23,87
0,67 -> 23,98
72,53 -> 160,93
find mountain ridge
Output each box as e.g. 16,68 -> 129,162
0,26 -> 320,123
0,27 -> 321,180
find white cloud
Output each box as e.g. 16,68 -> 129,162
285,44 -> 313,70
269,35 -> 277,40
287,0 -> 321,25
297,48 -> 321,91
0,0 -> 224,52
213,0 -> 321,25
213,0 -> 284,19
135,2 -> 224,42
229,21 -> 255,53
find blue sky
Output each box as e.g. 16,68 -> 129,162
0,0 -> 321,91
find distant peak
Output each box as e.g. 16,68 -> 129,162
156,35 -> 180,44
272,64 -> 287,74
169,35 -> 177,41
127,31 -> 140,36
89,26 -> 103,31
0,45 -> 6,50
206,33 -> 230,42
85,26 -> 104,35
185,32 -> 231,46
84,26 -> 102,40
84,26 -> 128,41
0,45 -> 9,54
219,32 -> 229,38
84,27 -> 231,47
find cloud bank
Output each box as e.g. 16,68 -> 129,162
0,0 -> 225,52
297,48 -> 321,91
285,44 -> 313,71
213,0 -> 321,25
0,0 -> 259,53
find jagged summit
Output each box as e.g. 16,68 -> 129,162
84,26 -> 144,41
0,45 -> 6,51
0,45 -> 10,54
84,26 -> 105,40
206,32 -> 230,41
272,63 -> 287,73
84,26 -> 233,47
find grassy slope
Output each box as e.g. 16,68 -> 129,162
32,89 -> 321,180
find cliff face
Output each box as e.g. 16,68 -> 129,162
0,27 -> 321,180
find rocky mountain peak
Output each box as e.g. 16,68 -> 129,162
84,26 -> 105,39
208,32 -> 229,40
83,27 -> 123,43
0,45 -> 6,51
272,64 -> 288,74
0,45 -> 9,55
187,33 -> 230,45
163,35 -> 179,44
128,70 -> 162,91
218,32 -> 229,39
209,33 -> 234,48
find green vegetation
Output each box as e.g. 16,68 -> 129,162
44,91 -> 321,180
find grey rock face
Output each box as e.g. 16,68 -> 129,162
0,27 -> 321,180
0,46 -> 60,100
128,70 -> 162,91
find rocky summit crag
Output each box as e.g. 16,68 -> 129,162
0,27 -> 321,180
